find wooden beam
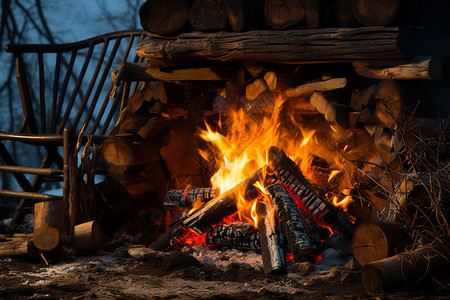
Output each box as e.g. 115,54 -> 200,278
284,78 -> 347,98
136,27 -> 403,63
353,56 -> 443,81
119,62 -> 234,82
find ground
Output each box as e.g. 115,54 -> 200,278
0,245 -> 449,300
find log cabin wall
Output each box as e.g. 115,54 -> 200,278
96,0 -> 450,245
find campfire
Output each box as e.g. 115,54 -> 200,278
2,0 -> 450,297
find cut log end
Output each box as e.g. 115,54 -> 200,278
74,220 -> 102,250
33,227 -> 60,251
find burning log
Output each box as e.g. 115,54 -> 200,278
188,0 -> 228,31
362,247 -> 450,293
353,57 -> 443,81
266,183 -> 312,262
150,167 -> 268,251
268,146 -> 356,239
352,0 -> 400,26
164,187 -> 218,208
256,202 -> 286,274
139,0 -> 190,35
205,222 -> 260,250
351,221 -> 412,267
264,0 -> 305,29
283,78 -> 347,98
33,200 -> 65,251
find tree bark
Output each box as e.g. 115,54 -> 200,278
136,27 -> 403,63
353,56 -> 443,81
362,247 -> 450,293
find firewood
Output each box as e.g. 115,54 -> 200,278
309,91 -> 353,128
120,115 -> 151,134
101,136 -> 160,174
245,78 -> 267,100
334,0 -> 358,27
353,57 -> 443,81
205,222 -> 260,250
265,0 -> 305,29
188,0 -> 228,31
373,80 -> 403,129
268,146 -> 356,239
136,27 -> 403,63
137,118 -> 172,140
301,0 -> 319,28
224,0 -> 244,32
351,221 -> 412,267
139,0 -> 190,35
350,85 -> 376,111
267,183 -> 312,262
119,63 -> 235,82
0,239 -> 38,258
150,167 -> 268,251
263,71 -> 277,91
362,247 -> 450,293
283,78 -> 347,98
74,220 -> 102,251
256,202 -> 286,274
164,187 -> 218,208
33,200 -> 65,251
352,0 -> 400,26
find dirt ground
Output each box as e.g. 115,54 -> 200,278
1,245 -> 449,300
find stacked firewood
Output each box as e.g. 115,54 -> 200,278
139,0 -> 402,35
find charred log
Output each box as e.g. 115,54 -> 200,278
205,222 -> 260,250
266,183 -> 312,262
268,146 -> 355,239
164,187 -> 218,208
257,202 -> 286,274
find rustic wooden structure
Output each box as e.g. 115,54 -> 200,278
2,30 -> 147,234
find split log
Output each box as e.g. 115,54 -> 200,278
136,27 -> 403,63
334,0 -> 358,27
74,220 -> 102,251
33,200 -> 65,251
362,247 -> 450,293
0,239 -> 38,258
265,0 -> 305,29
309,92 -> 353,128
268,146 -> 356,239
139,0 -> 190,35
263,71 -> 277,91
126,81 -> 167,116
352,0 -> 400,26
150,167 -> 268,251
246,79 -> 268,100
257,202 -> 286,274
267,183 -> 312,262
301,0 -> 319,28
164,187 -> 218,208
188,0 -> 228,31
373,80 -> 403,129
101,135 -> 161,174
283,78 -> 347,98
351,221 -> 412,267
205,222 -> 260,250
353,57 -> 443,81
